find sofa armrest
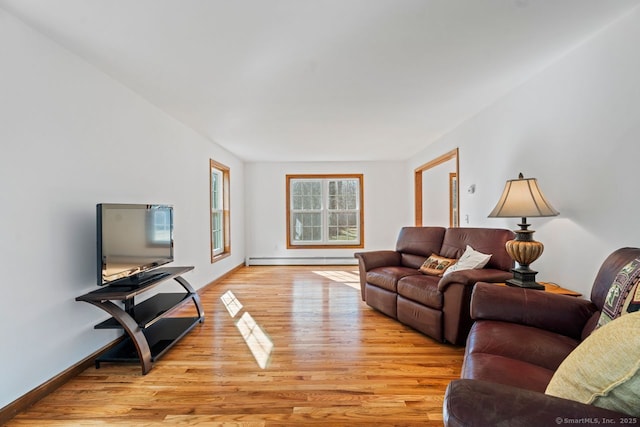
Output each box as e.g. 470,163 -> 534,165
444,379 -> 630,427
437,270 -> 510,345
471,282 -> 598,340
354,250 -> 401,300
354,250 -> 401,271
437,268 -> 513,292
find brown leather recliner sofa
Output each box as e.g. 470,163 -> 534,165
354,226 -> 514,345
443,247 -> 640,426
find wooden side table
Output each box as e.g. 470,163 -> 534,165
495,281 -> 581,297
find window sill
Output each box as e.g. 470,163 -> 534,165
211,252 -> 231,264
287,243 -> 364,249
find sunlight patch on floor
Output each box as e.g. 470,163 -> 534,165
220,290 -> 273,369
312,270 -> 361,290
235,312 -> 274,369
220,290 -> 243,317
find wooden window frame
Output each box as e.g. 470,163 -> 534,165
286,174 -> 364,249
210,159 -> 231,263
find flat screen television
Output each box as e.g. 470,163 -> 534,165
97,203 -> 174,286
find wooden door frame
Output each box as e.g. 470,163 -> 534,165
414,148 -> 459,227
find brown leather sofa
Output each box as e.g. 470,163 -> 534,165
443,247 -> 640,426
354,226 -> 514,345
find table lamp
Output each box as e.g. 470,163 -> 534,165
488,173 -> 559,289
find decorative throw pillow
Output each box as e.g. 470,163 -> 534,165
596,258 -> 640,328
442,245 -> 492,277
419,254 -> 456,276
545,311 -> 640,416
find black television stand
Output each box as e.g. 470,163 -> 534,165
76,266 -> 204,374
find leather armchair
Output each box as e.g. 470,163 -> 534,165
443,247 -> 640,426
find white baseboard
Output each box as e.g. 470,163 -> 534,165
245,257 -> 358,266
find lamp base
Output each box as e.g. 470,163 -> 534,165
506,267 -> 545,290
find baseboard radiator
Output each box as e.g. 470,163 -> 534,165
246,256 -> 358,266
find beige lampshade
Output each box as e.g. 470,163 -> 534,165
488,174 -> 559,218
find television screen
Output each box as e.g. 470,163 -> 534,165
97,203 -> 174,286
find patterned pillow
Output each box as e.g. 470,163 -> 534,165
597,258 -> 640,328
419,254 -> 456,276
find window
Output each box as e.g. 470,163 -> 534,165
148,206 -> 172,245
286,174 -> 364,248
210,159 -> 230,262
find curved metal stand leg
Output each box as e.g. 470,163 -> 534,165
174,276 -> 205,322
83,300 -> 153,374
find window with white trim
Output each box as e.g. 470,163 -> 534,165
286,174 -> 364,248
210,159 -> 230,262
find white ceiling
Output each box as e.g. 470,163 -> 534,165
2,0 -> 639,162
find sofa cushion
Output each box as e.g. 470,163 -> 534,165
442,245 -> 491,277
395,226 -> 447,268
545,311 -> 640,417
397,275 -> 443,309
471,283 -> 597,341
462,352 -> 555,393
465,320 -> 579,372
596,257 -> 640,328
366,266 -> 421,292
419,254 -> 456,276
439,227 -> 514,271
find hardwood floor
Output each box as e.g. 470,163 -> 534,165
7,266 -> 464,426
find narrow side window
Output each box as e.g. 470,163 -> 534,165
210,159 -> 230,262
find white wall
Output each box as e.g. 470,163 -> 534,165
245,161 -> 411,262
0,10 -> 244,408
409,7 -> 640,296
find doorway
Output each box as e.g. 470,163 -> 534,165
414,148 -> 459,227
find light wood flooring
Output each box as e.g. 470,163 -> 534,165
7,266 -> 464,426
